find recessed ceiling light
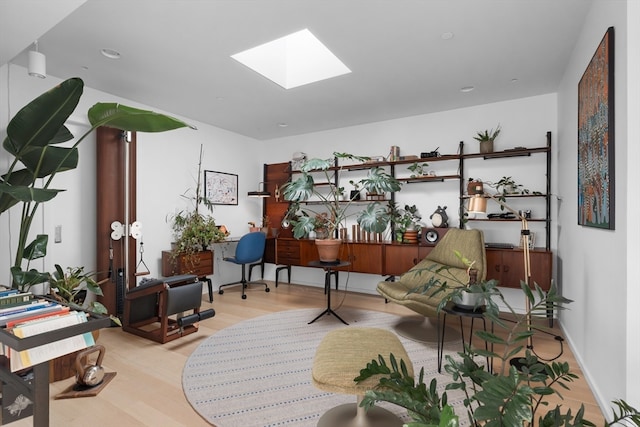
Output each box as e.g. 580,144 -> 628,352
231,29 -> 351,90
511,78 -> 519,83
277,123 -> 289,128
101,48 -> 121,59
441,32 -> 455,40
460,86 -> 475,93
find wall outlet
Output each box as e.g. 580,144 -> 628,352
54,225 -> 62,243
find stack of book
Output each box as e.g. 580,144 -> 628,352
0,289 -> 95,372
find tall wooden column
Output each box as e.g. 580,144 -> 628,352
96,127 -> 137,316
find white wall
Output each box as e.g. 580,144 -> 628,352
556,0 -> 638,416
0,64 -> 264,288
258,94 -> 557,296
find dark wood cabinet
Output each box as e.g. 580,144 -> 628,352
161,250 -> 213,277
383,244 -> 420,276
337,242 -> 383,274
485,248 -> 552,291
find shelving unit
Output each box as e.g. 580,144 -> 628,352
265,132 -> 553,290
460,131 -> 552,250
0,312 -> 111,426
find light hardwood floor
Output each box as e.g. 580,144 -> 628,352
16,281 -> 605,426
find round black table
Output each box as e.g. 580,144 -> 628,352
307,260 -> 350,325
438,303 -> 493,373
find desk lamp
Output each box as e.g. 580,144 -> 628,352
248,182 -> 271,197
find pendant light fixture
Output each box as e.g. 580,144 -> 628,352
28,41 -> 46,79
248,182 -> 271,198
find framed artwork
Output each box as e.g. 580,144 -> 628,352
204,170 -> 238,205
578,26 -> 615,229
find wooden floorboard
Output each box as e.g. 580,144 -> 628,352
11,281 -> 605,426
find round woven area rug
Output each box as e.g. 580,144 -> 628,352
182,308 -> 465,427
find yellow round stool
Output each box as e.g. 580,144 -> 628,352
312,327 -> 413,427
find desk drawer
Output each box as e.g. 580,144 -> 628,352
277,239 -> 300,265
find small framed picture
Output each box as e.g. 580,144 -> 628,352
204,170 -> 238,205
520,231 -> 535,250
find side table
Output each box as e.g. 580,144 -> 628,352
307,260 -> 350,325
437,303 -> 493,373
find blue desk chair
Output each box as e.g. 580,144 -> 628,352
218,232 -> 269,299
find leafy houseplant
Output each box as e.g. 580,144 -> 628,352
355,256 -> 640,426
483,176 -> 540,210
48,264 -> 121,326
0,78 -> 194,291
389,203 -> 423,242
281,152 -> 402,240
407,162 -> 430,178
473,124 -> 501,154
169,146 -> 227,258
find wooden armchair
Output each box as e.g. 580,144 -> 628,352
123,274 -> 214,344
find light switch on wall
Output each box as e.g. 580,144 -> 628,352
54,225 -> 62,243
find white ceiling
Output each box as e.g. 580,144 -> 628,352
2,0 -> 591,140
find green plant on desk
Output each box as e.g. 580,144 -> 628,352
355,254 -> 640,426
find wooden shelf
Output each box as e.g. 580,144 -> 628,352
399,174 -> 461,183
462,146 -> 549,160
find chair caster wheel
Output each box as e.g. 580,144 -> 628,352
218,290 -> 224,295
265,288 -> 270,292
242,294 -> 247,300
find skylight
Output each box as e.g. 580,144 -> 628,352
231,29 -> 351,90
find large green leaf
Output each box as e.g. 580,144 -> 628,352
23,234 -> 48,260
282,175 -> 315,202
20,145 -> 79,177
88,103 -> 196,132
357,202 -> 390,233
4,78 -> 83,155
0,181 -> 63,203
10,266 -> 49,291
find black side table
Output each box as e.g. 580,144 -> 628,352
307,260 -> 350,325
437,303 -> 493,373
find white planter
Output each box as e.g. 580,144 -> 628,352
453,291 -> 483,310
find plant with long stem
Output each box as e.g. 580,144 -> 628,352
1,78 -> 194,290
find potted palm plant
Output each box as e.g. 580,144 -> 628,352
0,78 -> 194,292
281,152 -> 401,262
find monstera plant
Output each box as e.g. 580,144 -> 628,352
0,77 -> 194,291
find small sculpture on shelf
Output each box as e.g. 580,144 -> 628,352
430,206 -> 449,228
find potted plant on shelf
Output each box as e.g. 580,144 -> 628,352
281,152 -> 402,262
0,78 -> 194,292
473,124 -> 501,153
389,203 -> 422,243
407,162 -> 430,178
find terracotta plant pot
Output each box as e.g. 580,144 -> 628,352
315,239 -> 342,263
